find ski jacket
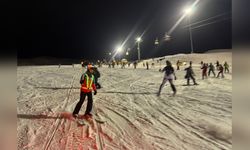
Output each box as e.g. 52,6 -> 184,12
224,63 -> 229,68
185,66 -> 195,77
209,64 -> 215,70
219,66 -> 224,72
201,65 -> 208,72
162,66 -> 175,76
80,73 -> 96,93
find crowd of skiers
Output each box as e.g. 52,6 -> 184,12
200,60 -> 230,79
72,59 -> 230,119
156,60 -> 230,96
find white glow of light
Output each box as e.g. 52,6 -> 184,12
167,0 -> 200,35
116,46 -> 123,53
136,37 -> 142,42
184,6 -> 195,15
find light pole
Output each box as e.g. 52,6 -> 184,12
136,37 -> 142,61
184,6 -> 194,54
188,15 -> 194,54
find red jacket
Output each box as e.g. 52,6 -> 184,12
80,73 -> 96,93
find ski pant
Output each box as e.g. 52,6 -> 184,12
217,71 -> 224,78
225,67 -> 229,73
187,75 -> 197,85
208,69 -> 216,77
202,71 -> 208,79
73,91 -> 93,115
158,78 -> 176,94
177,66 -> 180,70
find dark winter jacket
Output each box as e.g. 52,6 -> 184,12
185,66 -> 195,78
162,66 -> 175,76
209,64 -> 215,70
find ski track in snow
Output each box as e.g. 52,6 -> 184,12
17,53 -> 232,150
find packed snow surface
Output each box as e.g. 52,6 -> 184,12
17,52 -> 232,150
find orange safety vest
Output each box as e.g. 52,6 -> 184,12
81,74 -> 95,92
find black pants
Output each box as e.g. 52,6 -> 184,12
217,71 -> 224,78
73,91 -> 93,115
187,75 -> 196,85
208,69 -> 215,77
225,67 -> 229,73
158,79 -> 176,94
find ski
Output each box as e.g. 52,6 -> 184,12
76,118 -> 86,126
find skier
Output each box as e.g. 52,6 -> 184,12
121,62 -> 125,69
201,63 -> 208,80
208,63 -> 216,77
133,61 -> 137,69
151,63 -> 155,68
217,64 -> 224,78
176,60 -> 180,70
93,67 -> 101,89
112,61 -> 115,68
73,64 -> 97,119
224,61 -> 230,73
146,62 -> 149,70
184,61 -> 198,85
143,63 -> 145,67
128,62 -> 131,67
157,60 -> 177,96
216,61 -> 220,70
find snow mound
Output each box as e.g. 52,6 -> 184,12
198,119 -> 232,142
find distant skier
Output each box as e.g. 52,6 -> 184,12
73,64 -> 97,118
201,63 -> 208,80
190,61 -> 193,66
112,61 -> 115,68
151,63 -> 155,68
122,62 -> 126,69
146,62 -> 149,70
143,63 -> 145,67
157,60 -> 177,96
217,64 -> 224,78
216,61 -> 220,70
133,61 -> 137,69
208,63 -> 216,77
224,61 -> 230,73
184,61 -> 198,85
176,60 -> 180,70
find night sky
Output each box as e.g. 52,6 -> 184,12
18,0 -> 231,60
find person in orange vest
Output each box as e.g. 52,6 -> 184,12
73,64 -> 97,118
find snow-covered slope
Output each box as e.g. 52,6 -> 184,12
17,52 -> 232,150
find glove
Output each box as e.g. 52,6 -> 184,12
94,90 -> 97,95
